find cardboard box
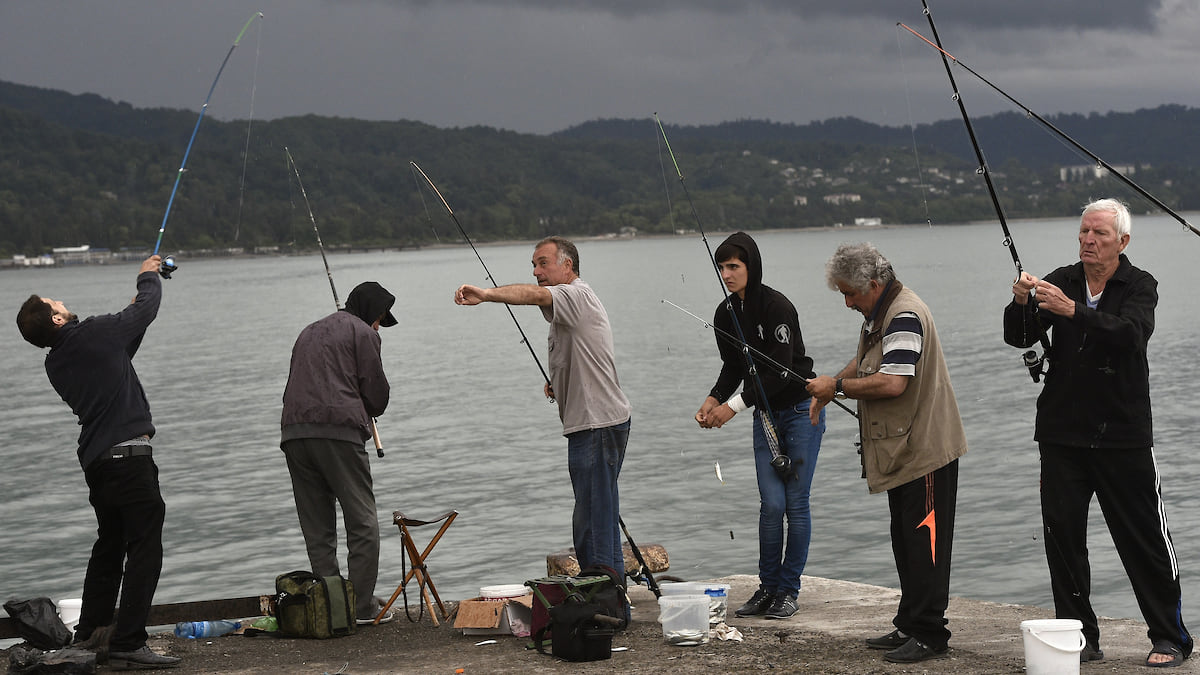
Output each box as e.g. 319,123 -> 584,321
453,594 -> 534,637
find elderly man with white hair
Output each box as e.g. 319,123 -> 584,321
1005,198 -> 1192,668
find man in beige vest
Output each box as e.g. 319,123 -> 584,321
808,242 -> 967,665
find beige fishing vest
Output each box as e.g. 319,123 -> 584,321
856,287 -> 968,493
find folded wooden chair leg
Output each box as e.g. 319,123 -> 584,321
376,510 -> 458,626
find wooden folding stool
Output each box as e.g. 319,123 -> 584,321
375,510 -> 458,626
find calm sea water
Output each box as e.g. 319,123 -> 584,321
2,217 -> 1197,631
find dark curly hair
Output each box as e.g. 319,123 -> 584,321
16,294 -> 57,348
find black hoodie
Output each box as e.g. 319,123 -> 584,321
708,232 -> 815,411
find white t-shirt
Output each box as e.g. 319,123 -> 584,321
541,278 -> 631,435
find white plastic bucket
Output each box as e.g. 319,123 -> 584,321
57,598 -> 83,631
1020,619 -> 1084,675
658,595 -> 710,646
659,582 -> 730,625
658,582 -> 705,596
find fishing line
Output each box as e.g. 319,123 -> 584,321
894,23 -> 933,227
409,161 -> 554,399
662,299 -> 857,419
653,113 -> 794,479
656,126 -> 677,234
153,11 -> 264,277
234,16 -> 265,242
286,146 -> 385,458
898,20 -> 1200,239
909,2 -> 1051,383
408,163 -> 441,243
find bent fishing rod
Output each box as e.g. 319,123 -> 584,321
153,11 -> 264,280
286,147 -> 384,458
654,114 -> 794,478
898,21 -> 1200,240
913,1 -> 1051,383
662,299 -> 857,419
409,161 -> 554,400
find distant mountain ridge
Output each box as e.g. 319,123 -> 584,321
3,78 -> 1199,256
555,106 -> 1200,170
4,79 -> 1200,170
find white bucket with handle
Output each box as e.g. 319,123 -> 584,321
1020,619 -> 1084,675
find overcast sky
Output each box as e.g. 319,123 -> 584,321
2,1 -> 1197,135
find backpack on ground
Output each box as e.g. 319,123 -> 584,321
527,564 -> 629,662
274,571 -> 356,639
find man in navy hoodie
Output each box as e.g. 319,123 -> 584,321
16,254 -> 181,670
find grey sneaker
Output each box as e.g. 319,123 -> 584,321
108,645 -> 181,670
734,587 -> 775,617
763,593 -> 798,619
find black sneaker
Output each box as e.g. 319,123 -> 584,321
1080,643 -> 1104,662
865,629 -> 908,650
734,587 -> 775,617
108,646 -> 181,670
763,593 -> 798,619
884,637 -> 948,664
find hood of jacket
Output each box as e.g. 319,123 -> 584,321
342,281 -> 397,327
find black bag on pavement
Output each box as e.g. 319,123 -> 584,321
528,564 -> 628,662
7,645 -> 96,675
3,597 -> 72,651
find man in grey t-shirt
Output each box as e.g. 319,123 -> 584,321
455,236 -> 631,578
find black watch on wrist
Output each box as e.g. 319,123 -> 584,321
835,378 -> 845,399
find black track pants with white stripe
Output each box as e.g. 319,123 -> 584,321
1039,444 -> 1192,656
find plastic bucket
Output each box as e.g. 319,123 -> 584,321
701,583 -> 730,625
658,582 -> 705,596
57,598 -> 83,631
1020,619 -> 1084,675
659,582 -> 730,625
657,595 -> 710,646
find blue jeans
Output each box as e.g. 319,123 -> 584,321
567,418 -> 630,578
753,401 -> 824,597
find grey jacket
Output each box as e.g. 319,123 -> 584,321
280,310 -> 389,445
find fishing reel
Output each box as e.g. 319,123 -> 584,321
770,453 -> 799,481
159,255 -> 178,279
1022,350 -> 1045,383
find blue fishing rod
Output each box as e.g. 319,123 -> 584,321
409,161 -> 555,401
153,11 -> 264,279
910,1 -> 1051,383
286,147 -> 384,458
654,113 -> 796,478
898,21 -> 1200,240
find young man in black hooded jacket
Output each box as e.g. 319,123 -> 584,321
281,281 -> 397,624
695,232 -> 825,620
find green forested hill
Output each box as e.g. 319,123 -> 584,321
3,80 -> 1198,256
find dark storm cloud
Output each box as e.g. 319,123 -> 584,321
380,0 -> 1162,31
1,0 -> 1194,134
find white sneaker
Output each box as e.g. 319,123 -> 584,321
357,608 -> 397,625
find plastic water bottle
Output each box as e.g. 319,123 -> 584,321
174,620 -> 240,639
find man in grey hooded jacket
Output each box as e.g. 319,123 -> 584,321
281,281 -> 396,623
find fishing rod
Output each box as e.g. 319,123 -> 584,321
912,2 -> 1051,383
409,161 -> 555,400
898,21 -> 1200,240
153,11 -> 264,279
286,147 -> 384,458
618,517 -> 661,597
654,113 -> 794,479
662,299 -> 857,419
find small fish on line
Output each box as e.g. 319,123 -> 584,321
714,461 -> 725,485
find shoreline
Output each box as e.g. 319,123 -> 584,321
4,574 -> 1173,673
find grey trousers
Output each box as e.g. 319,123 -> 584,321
283,438 -> 380,617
